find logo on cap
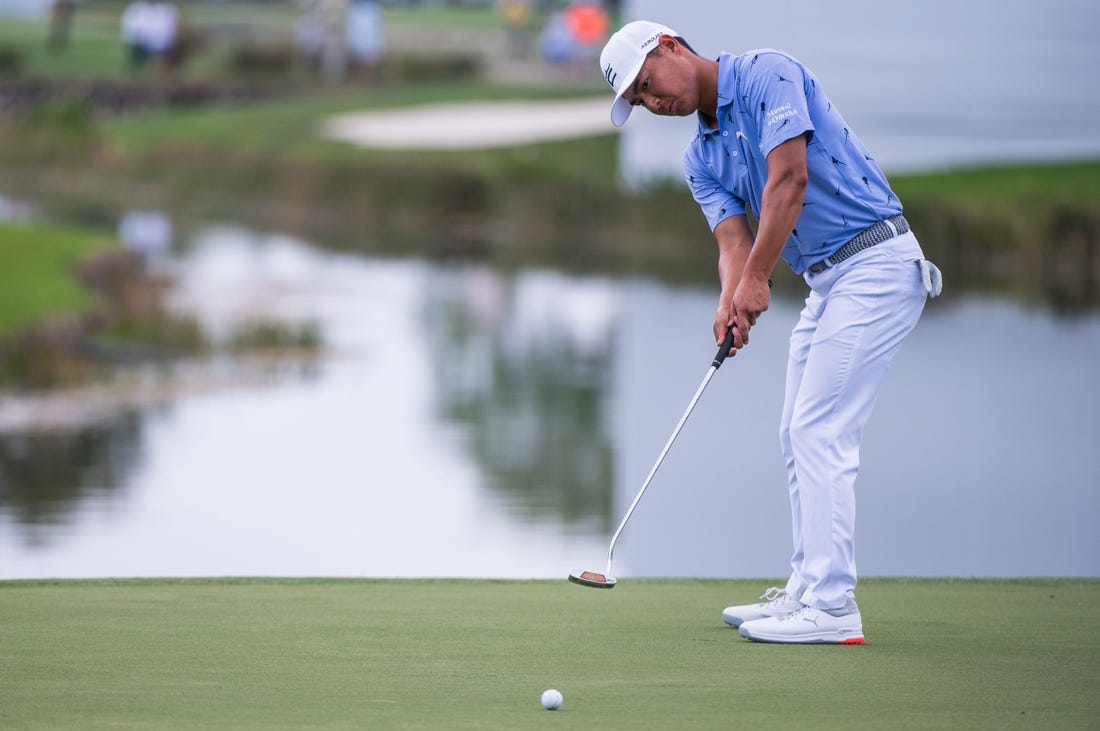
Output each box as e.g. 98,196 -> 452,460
603,63 -> 618,89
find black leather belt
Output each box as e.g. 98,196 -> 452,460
808,214 -> 909,274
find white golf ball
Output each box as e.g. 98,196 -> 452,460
541,688 -> 563,710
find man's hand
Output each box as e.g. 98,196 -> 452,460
730,272 -> 771,348
713,301 -> 736,357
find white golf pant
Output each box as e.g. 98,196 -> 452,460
780,231 -> 930,610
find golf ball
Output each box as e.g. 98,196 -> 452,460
541,688 -> 563,710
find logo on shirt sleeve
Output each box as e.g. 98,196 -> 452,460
766,102 -> 797,127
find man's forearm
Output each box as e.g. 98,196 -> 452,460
718,240 -> 750,295
747,175 -> 803,280
747,135 -> 809,280
714,215 -> 755,297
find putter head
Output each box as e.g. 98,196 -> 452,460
568,570 -> 617,589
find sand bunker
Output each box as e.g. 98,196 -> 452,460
321,97 -> 614,150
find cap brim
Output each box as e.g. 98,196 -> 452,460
608,56 -> 646,127
611,96 -> 633,127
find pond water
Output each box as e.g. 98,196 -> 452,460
2,226 -> 1098,580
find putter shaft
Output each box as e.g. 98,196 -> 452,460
604,328 -> 737,578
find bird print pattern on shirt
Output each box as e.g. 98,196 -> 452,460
785,58 -> 898,244
689,51 -> 903,268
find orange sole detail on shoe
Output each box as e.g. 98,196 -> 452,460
838,637 -> 865,645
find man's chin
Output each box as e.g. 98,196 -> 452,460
670,101 -> 695,117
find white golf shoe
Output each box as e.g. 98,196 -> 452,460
721,587 -> 803,628
738,598 -> 864,644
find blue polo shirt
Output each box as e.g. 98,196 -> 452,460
683,50 -> 903,274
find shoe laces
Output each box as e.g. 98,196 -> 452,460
779,604 -> 813,622
759,587 -> 790,606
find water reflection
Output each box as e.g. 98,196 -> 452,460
0,228 -> 609,579
425,268 -> 616,532
1,227 -> 1098,579
0,413 -> 142,544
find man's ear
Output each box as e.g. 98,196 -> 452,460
659,35 -> 679,54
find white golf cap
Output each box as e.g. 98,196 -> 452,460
599,20 -> 679,127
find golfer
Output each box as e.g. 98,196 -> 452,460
600,21 -> 941,644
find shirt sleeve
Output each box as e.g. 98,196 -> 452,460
683,141 -> 746,232
743,52 -> 815,158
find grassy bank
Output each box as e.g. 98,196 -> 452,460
0,216 -> 326,387
0,220 -> 113,335
0,219 -> 207,386
893,162 -> 1100,309
1,578 -> 1097,729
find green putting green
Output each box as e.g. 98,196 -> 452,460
1,578 -> 1097,729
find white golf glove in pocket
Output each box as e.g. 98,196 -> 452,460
919,259 -> 943,298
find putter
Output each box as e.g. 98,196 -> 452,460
569,326 -> 738,589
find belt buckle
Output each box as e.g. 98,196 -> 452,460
810,256 -> 832,274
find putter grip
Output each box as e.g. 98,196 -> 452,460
712,281 -> 770,368
712,327 -> 736,369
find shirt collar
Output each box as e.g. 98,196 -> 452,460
697,53 -> 736,139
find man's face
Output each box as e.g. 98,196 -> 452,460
621,37 -> 698,118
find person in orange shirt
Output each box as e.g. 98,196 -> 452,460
564,1 -> 608,60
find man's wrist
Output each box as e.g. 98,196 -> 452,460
741,265 -> 773,285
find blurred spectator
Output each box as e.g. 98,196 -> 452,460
47,0 -> 75,53
0,194 -> 34,223
320,0 -> 349,82
298,0 -> 349,81
499,0 -> 534,58
346,0 -> 383,76
118,209 -> 173,274
540,1 -> 609,67
563,1 -> 607,62
538,9 -> 574,64
120,0 -> 179,75
296,0 -> 325,72
144,0 -> 179,69
121,0 -> 152,70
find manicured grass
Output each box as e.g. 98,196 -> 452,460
892,159 -> 1100,208
1,578 -> 1097,729
0,220 -> 114,335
